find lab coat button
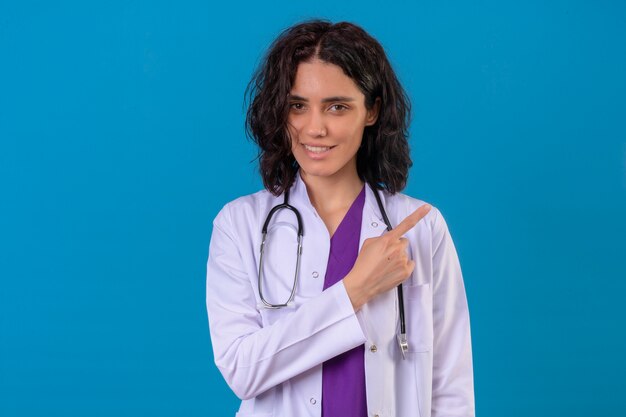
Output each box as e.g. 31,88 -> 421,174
312,271 -> 319,278
369,344 -> 378,353
309,397 -> 317,405
371,221 -> 378,228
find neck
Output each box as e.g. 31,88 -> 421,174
300,166 -> 364,214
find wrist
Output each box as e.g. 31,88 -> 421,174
343,272 -> 368,311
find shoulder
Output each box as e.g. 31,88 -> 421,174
385,190 -> 445,233
212,188 -> 277,229
385,191 -> 457,260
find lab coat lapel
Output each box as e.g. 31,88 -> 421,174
358,185 -> 395,341
359,184 -> 388,248
360,185 -> 398,417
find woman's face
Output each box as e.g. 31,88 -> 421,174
287,58 -> 379,181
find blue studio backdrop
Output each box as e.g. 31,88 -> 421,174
1,1 -> 625,416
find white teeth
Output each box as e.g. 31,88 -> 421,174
304,145 -> 331,153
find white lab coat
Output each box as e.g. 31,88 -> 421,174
206,172 -> 474,417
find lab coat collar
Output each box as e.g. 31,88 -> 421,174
290,170 -> 390,245
291,170 -> 389,228
290,170 -> 315,216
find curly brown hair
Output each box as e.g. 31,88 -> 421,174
245,19 -> 412,196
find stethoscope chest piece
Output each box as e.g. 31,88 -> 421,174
398,333 -> 409,359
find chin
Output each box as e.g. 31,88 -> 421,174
298,161 -> 338,177
300,167 -> 337,178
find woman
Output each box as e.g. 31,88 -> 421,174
206,20 -> 474,417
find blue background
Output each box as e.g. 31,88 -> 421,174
1,0 -> 625,416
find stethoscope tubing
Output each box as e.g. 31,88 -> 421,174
258,183 -> 409,357
371,186 -> 407,337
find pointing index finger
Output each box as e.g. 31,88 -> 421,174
387,204 -> 432,239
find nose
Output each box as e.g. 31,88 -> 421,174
305,111 -> 327,138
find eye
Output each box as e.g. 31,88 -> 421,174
289,102 -> 306,111
328,104 -> 348,112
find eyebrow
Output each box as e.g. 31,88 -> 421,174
288,94 -> 356,103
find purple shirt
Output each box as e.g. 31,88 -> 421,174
322,185 -> 367,417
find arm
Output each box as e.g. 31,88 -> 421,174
430,208 -> 475,417
205,204 -> 367,400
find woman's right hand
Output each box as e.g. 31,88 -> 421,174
343,204 -> 432,311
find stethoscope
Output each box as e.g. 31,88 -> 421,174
258,183 -> 410,359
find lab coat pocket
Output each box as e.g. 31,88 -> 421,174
405,283 -> 433,353
235,412 -> 273,417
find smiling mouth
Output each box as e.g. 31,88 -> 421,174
303,144 -> 335,153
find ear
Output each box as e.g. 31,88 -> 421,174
365,97 -> 381,126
